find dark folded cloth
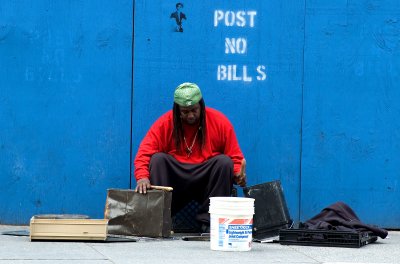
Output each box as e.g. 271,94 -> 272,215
304,201 -> 388,239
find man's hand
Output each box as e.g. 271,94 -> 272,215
135,178 -> 151,194
233,159 -> 247,187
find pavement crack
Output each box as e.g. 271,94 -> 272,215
85,243 -> 116,264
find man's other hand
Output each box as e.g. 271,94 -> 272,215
234,159 -> 247,187
135,178 -> 151,194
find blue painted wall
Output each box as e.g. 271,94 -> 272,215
1,0 -> 399,227
0,1 -> 133,224
301,1 -> 400,228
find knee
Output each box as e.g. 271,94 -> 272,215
214,154 -> 233,168
149,152 -> 169,166
150,152 -> 168,168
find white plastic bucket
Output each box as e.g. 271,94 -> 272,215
209,197 -> 255,251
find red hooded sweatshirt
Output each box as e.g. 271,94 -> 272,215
134,107 -> 244,180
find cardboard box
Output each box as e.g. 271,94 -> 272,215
30,217 -> 108,241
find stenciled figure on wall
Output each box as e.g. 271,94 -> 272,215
170,3 -> 186,32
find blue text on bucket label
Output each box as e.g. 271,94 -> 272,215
226,225 -> 252,240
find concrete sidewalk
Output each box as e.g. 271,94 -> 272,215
0,225 -> 398,264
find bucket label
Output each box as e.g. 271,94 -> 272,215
211,217 -> 253,251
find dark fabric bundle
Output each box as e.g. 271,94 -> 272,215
304,201 -> 388,239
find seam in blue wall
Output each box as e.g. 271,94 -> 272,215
298,0 -> 308,221
129,2 -> 135,189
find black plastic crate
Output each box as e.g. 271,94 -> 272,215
172,200 -> 201,233
279,229 -> 378,248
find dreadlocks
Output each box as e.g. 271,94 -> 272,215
173,98 -> 206,153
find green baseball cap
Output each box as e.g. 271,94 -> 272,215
174,82 -> 202,106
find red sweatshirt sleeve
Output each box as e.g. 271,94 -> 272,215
134,114 -> 169,181
222,121 -> 244,175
